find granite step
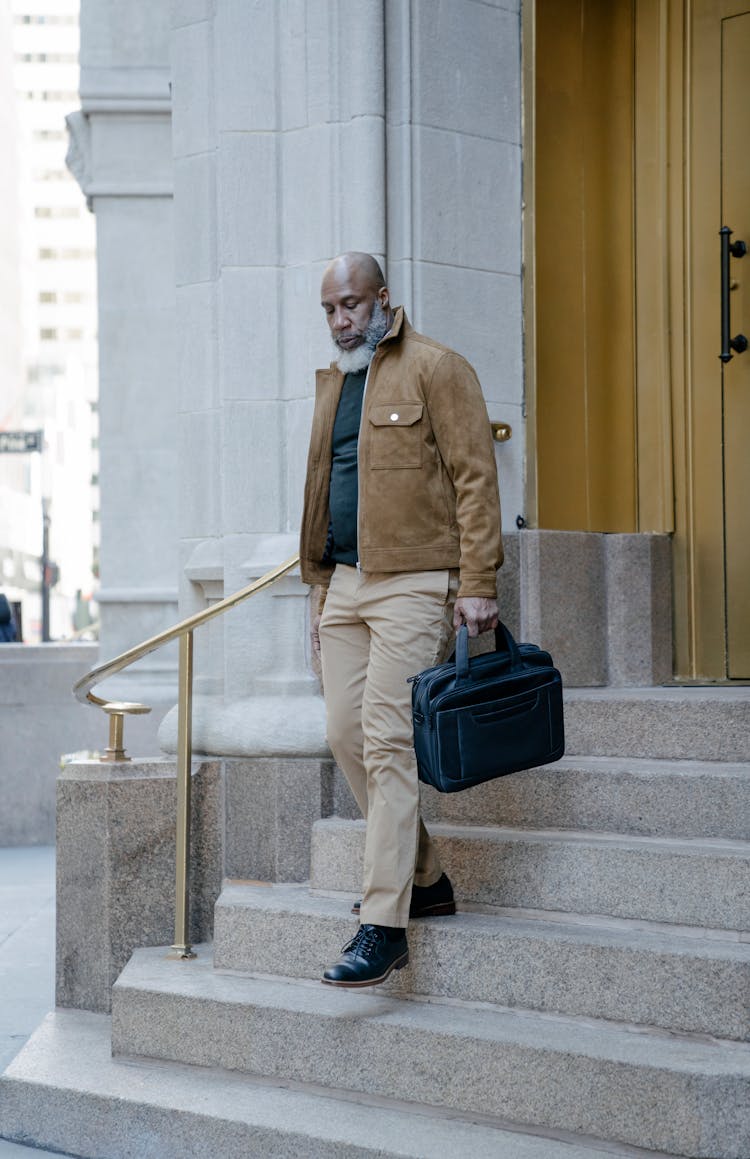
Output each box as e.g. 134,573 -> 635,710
310,818 -> 750,929
109,947 -> 750,1159
415,755 -> 750,840
213,882 -> 750,1040
1,1010 -> 631,1159
561,686 -> 750,761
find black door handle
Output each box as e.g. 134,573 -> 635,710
720,226 -> 747,363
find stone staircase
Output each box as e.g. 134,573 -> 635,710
2,688 -> 750,1158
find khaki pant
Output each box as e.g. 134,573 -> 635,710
319,564 -> 457,927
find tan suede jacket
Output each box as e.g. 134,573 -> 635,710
299,308 -> 503,597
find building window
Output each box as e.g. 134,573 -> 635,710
39,328 -> 58,341
38,248 -> 95,260
25,91 -> 79,103
35,206 -> 79,219
33,130 -> 67,143
15,14 -> 77,24
19,53 -> 78,64
39,291 -> 57,303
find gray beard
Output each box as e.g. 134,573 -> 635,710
333,300 -> 390,373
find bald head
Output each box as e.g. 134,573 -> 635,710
322,251 -> 386,294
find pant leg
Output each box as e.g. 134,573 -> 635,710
320,566 -> 453,861
357,569 -> 456,928
319,565 -> 370,818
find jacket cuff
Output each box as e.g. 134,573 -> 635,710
457,572 -> 499,599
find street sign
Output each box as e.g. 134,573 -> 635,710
0,430 -> 43,453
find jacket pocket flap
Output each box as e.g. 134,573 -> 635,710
369,403 -> 423,427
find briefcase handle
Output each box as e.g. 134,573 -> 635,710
455,621 -> 523,681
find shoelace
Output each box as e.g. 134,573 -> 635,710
342,924 -> 386,960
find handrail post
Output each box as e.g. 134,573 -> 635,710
169,630 -> 196,960
102,709 -> 129,762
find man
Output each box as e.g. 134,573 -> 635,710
300,252 -> 502,987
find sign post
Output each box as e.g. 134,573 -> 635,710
41,498 -> 51,643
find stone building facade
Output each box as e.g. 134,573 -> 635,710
73,0 -> 675,762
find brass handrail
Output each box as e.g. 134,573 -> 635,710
73,553 -> 301,958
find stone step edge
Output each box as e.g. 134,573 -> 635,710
113,947 -> 750,1070
469,753 -> 750,777
1,1009 -> 675,1159
564,687 -> 750,701
314,816 -> 750,857
216,880 -> 750,957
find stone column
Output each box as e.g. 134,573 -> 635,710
385,0 -> 524,529
68,0 -> 178,754
161,0 -> 389,756
159,1 -> 524,757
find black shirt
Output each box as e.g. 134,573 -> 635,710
327,369 -> 367,565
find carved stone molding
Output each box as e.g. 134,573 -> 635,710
64,110 -> 93,209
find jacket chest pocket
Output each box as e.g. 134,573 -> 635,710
368,403 -> 423,469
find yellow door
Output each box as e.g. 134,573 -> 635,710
533,0 -> 637,533
531,0 -> 750,678
688,1 -> 750,677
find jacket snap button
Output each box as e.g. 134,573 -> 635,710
390,412 -> 399,421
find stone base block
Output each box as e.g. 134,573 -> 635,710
55,754 -> 345,1013
56,759 -> 222,1013
224,757 -> 335,881
519,530 -> 672,686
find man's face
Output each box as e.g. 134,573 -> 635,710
320,265 -> 389,353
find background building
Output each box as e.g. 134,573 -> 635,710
0,0 -> 33,637
0,0 -> 98,642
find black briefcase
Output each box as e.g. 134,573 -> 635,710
411,622 -> 564,792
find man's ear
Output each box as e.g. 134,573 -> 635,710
378,286 -> 390,309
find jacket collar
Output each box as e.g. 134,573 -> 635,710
381,305 -> 408,345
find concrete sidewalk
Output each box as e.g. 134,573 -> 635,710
0,846 -> 63,1157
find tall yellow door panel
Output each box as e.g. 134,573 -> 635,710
686,1 -> 750,677
534,0 -> 637,532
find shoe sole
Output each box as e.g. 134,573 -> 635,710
321,949 -> 409,988
350,901 -> 456,918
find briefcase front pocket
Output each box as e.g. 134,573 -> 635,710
435,676 -> 563,789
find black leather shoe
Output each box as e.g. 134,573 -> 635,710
351,872 -> 456,918
322,924 -> 409,988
